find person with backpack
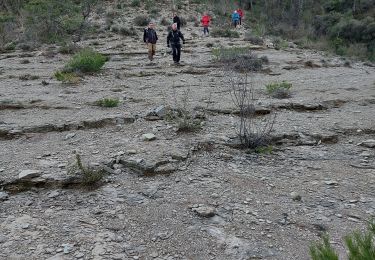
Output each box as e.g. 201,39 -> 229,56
143,21 -> 158,61
173,13 -> 181,30
231,10 -> 240,28
167,23 -> 185,64
201,12 -> 211,36
237,8 -> 244,25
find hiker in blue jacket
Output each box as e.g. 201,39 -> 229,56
231,10 -> 240,28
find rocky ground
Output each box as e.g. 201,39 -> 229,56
1,2 -> 375,260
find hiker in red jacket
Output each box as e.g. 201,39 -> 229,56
201,12 -> 211,36
237,8 -> 244,25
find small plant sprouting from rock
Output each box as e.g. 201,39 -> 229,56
265,81 -> 292,99
96,98 -> 120,107
69,153 -> 104,188
310,220 -> 375,260
167,89 -> 204,133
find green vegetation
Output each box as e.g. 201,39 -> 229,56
254,145 -> 273,154
266,81 -> 292,99
130,0 -> 141,7
96,98 -> 120,107
211,28 -> 240,38
54,71 -> 80,84
58,43 -> 81,55
310,220 -> 375,260
134,15 -> 151,26
213,46 -> 266,72
64,48 -> 107,73
69,153 -> 104,188
212,46 -> 252,61
310,235 -> 339,260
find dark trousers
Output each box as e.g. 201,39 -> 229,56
239,17 -> 242,25
171,44 -> 181,63
203,26 -> 209,35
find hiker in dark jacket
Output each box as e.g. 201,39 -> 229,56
173,13 -> 181,30
143,21 -> 158,61
167,23 -> 185,64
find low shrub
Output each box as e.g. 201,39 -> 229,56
211,28 -> 240,38
213,47 -> 266,72
96,98 -> 120,107
119,26 -> 137,36
19,74 -> 40,81
310,220 -> 375,260
134,15 -> 150,26
64,48 -> 107,73
130,0 -> 141,7
54,71 -> 80,84
244,33 -> 264,45
69,153 -> 104,188
265,81 -> 292,98
58,43 -> 80,54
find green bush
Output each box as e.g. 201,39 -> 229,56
130,0 -> 140,7
58,43 -> 80,54
310,235 -> 339,260
54,71 -> 80,84
310,220 -> 375,260
69,153 -> 104,188
134,15 -> 150,26
266,81 -> 292,98
64,48 -> 107,73
96,98 -> 120,107
212,47 -> 252,61
211,28 -> 240,38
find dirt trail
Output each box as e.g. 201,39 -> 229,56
1,4 -> 375,260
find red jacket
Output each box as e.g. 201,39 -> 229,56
201,15 -> 211,27
237,9 -> 244,18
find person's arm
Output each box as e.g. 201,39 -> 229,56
143,29 -> 147,43
167,32 -> 171,47
155,31 -> 158,42
179,32 -> 185,44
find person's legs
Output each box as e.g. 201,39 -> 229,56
239,17 -> 242,25
204,26 -> 209,35
171,44 -> 177,63
152,44 -> 156,58
176,44 -> 181,63
147,43 -> 152,60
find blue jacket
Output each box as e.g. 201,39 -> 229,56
232,12 -> 240,22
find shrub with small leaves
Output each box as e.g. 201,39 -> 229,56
130,0 -> 140,7
244,33 -> 264,45
69,153 -> 104,188
310,235 -> 339,260
310,220 -> 375,260
58,43 -> 80,54
134,15 -> 151,26
265,81 -> 292,98
96,98 -> 120,107
211,28 -> 240,38
54,71 -> 80,84
64,48 -> 107,73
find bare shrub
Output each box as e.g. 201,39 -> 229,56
223,63 -> 276,149
167,89 -> 203,133
244,33 -> 264,45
